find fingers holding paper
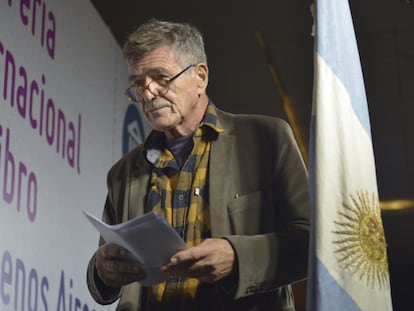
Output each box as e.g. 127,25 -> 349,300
161,238 -> 235,283
95,243 -> 147,287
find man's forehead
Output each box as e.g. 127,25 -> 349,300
126,47 -> 180,79
127,46 -> 178,66
127,66 -> 166,82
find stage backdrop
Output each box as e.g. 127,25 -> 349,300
0,0 -> 149,310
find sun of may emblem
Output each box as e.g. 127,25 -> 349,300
332,190 -> 390,289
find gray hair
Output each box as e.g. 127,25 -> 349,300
122,19 -> 207,67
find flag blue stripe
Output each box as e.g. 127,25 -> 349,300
316,0 -> 371,136
311,258 -> 361,311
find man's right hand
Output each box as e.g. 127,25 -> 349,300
95,243 -> 146,288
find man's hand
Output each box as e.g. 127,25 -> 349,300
95,244 -> 146,288
161,238 -> 235,283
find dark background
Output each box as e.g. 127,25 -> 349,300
90,1 -> 414,309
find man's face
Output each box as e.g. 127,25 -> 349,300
126,46 -> 200,134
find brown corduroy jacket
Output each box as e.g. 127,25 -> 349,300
87,108 -> 311,311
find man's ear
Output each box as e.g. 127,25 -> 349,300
194,63 -> 209,90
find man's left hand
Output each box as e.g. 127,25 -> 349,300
161,238 -> 235,282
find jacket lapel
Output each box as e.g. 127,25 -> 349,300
127,151 -> 151,221
209,133 -> 235,237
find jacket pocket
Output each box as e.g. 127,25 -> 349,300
227,190 -> 275,235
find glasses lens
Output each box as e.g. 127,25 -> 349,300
154,80 -> 169,96
125,65 -> 194,103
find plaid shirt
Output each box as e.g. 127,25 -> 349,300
143,103 -> 224,310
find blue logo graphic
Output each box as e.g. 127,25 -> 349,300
122,104 -> 146,155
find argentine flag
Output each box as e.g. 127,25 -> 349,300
307,0 -> 393,310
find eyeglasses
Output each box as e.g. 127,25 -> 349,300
125,64 -> 195,103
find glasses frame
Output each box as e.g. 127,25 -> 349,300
125,64 -> 195,103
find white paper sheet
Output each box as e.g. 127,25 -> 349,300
83,211 -> 187,286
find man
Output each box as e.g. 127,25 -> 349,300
87,19 -> 310,311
